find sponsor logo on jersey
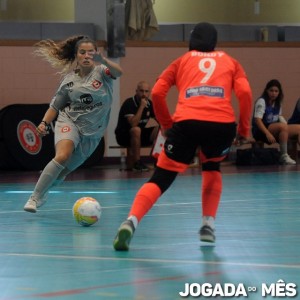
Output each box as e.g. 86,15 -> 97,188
105,67 -> 111,76
61,126 -> 71,133
73,102 -> 103,111
92,80 -> 102,89
67,81 -> 74,92
80,93 -> 93,104
17,120 -> 42,155
67,82 -> 74,88
186,86 -> 224,98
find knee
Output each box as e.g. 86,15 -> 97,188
129,126 -> 141,138
279,123 -> 289,132
148,167 -> 178,193
54,152 -> 72,165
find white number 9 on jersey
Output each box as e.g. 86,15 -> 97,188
199,58 -> 216,83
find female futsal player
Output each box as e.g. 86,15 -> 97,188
24,35 -> 123,213
113,22 -> 253,250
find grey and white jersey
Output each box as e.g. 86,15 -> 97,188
50,65 -> 114,137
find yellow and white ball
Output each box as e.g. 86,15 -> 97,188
72,197 -> 101,226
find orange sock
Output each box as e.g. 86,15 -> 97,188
129,182 -> 162,222
202,171 -> 222,218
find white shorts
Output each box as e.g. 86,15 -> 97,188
54,114 -> 100,171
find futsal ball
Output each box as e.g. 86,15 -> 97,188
72,197 -> 102,227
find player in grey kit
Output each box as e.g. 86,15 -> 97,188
24,35 -> 123,213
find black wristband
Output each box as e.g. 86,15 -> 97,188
40,120 -> 50,131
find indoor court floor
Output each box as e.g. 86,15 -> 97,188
0,162 -> 299,300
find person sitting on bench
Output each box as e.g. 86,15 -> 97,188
115,81 -> 159,171
252,79 -> 296,165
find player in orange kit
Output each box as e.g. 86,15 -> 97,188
113,22 -> 253,250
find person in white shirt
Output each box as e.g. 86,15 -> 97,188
252,79 -> 296,165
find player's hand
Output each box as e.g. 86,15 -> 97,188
140,98 -> 148,109
36,121 -> 50,137
234,135 -> 255,146
265,132 -> 276,144
91,51 -> 106,64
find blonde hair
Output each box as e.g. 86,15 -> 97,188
34,35 -> 97,74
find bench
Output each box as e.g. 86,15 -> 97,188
252,138 -> 298,163
109,145 -> 153,170
233,137 -> 299,165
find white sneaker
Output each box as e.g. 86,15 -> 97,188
279,154 -> 296,165
24,196 -> 38,213
36,194 -> 47,208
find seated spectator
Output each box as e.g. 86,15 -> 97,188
252,79 -> 296,165
288,98 -> 300,144
115,81 -> 159,171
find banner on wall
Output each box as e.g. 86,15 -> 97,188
0,104 -> 104,170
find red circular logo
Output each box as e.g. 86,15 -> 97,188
61,126 -> 71,133
17,120 -> 42,155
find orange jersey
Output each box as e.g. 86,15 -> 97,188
151,50 -> 252,137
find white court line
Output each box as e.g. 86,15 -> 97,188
2,191 -> 117,194
1,199 -> 298,213
0,204 -> 132,214
1,252 -> 299,270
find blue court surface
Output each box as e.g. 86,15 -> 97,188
0,163 -> 299,300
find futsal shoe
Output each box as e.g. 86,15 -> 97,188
36,194 -> 48,208
24,196 -> 38,213
199,225 -> 215,243
113,219 -> 135,251
24,194 -> 47,213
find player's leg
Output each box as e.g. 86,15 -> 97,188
199,159 -> 223,243
114,123 -> 196,250
60,136 -> 100,175
198,122 -> 236,242
113,164 -> 179,251
39,136 -> 101,204
24,117 -> 79,213
24,139 -> 74,213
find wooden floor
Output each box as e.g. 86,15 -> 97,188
0,162 -> 299,300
